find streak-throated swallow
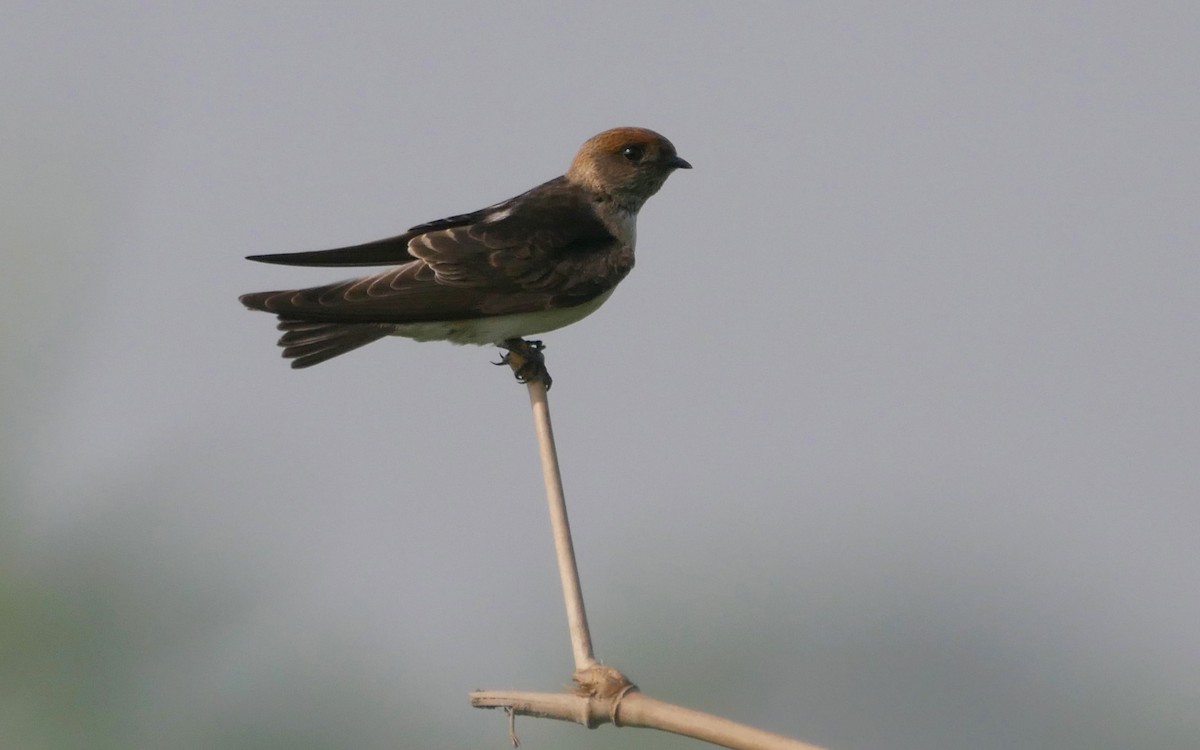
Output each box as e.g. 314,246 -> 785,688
239,127 -> 690,383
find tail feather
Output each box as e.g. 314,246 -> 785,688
241,290 -> 391,368
274,318 -> 390,368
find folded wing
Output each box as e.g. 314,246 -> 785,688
240,177 -> 625,323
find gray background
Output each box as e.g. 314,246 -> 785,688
3,3 -> 1197,749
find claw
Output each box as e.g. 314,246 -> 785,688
496,338 -> 553,389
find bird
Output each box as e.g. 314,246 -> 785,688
239,126 -> 690,386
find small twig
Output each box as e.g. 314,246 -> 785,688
506,705 -> 520,748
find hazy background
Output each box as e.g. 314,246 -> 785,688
3,3 -> 1197,749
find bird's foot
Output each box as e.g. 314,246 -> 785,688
494,338 -> 552,389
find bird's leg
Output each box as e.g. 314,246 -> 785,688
495,338 -> 552,389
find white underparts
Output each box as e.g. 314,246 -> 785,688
388,289 -> 616,344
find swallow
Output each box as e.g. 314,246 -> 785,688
239,127 -> 690,385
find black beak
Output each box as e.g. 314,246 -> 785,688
666,155 -> 692,170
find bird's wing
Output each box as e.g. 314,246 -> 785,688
239,178 -> 629,323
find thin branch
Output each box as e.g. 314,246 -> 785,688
522,375 -> 595,670
471,679 -> 827,750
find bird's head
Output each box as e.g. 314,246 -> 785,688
567,127 -> 691,210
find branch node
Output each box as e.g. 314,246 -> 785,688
572,663 -> 637,728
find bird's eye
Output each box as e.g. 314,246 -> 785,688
621,144 -> 645,163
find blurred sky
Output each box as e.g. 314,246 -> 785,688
2,3 -> 1198,749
